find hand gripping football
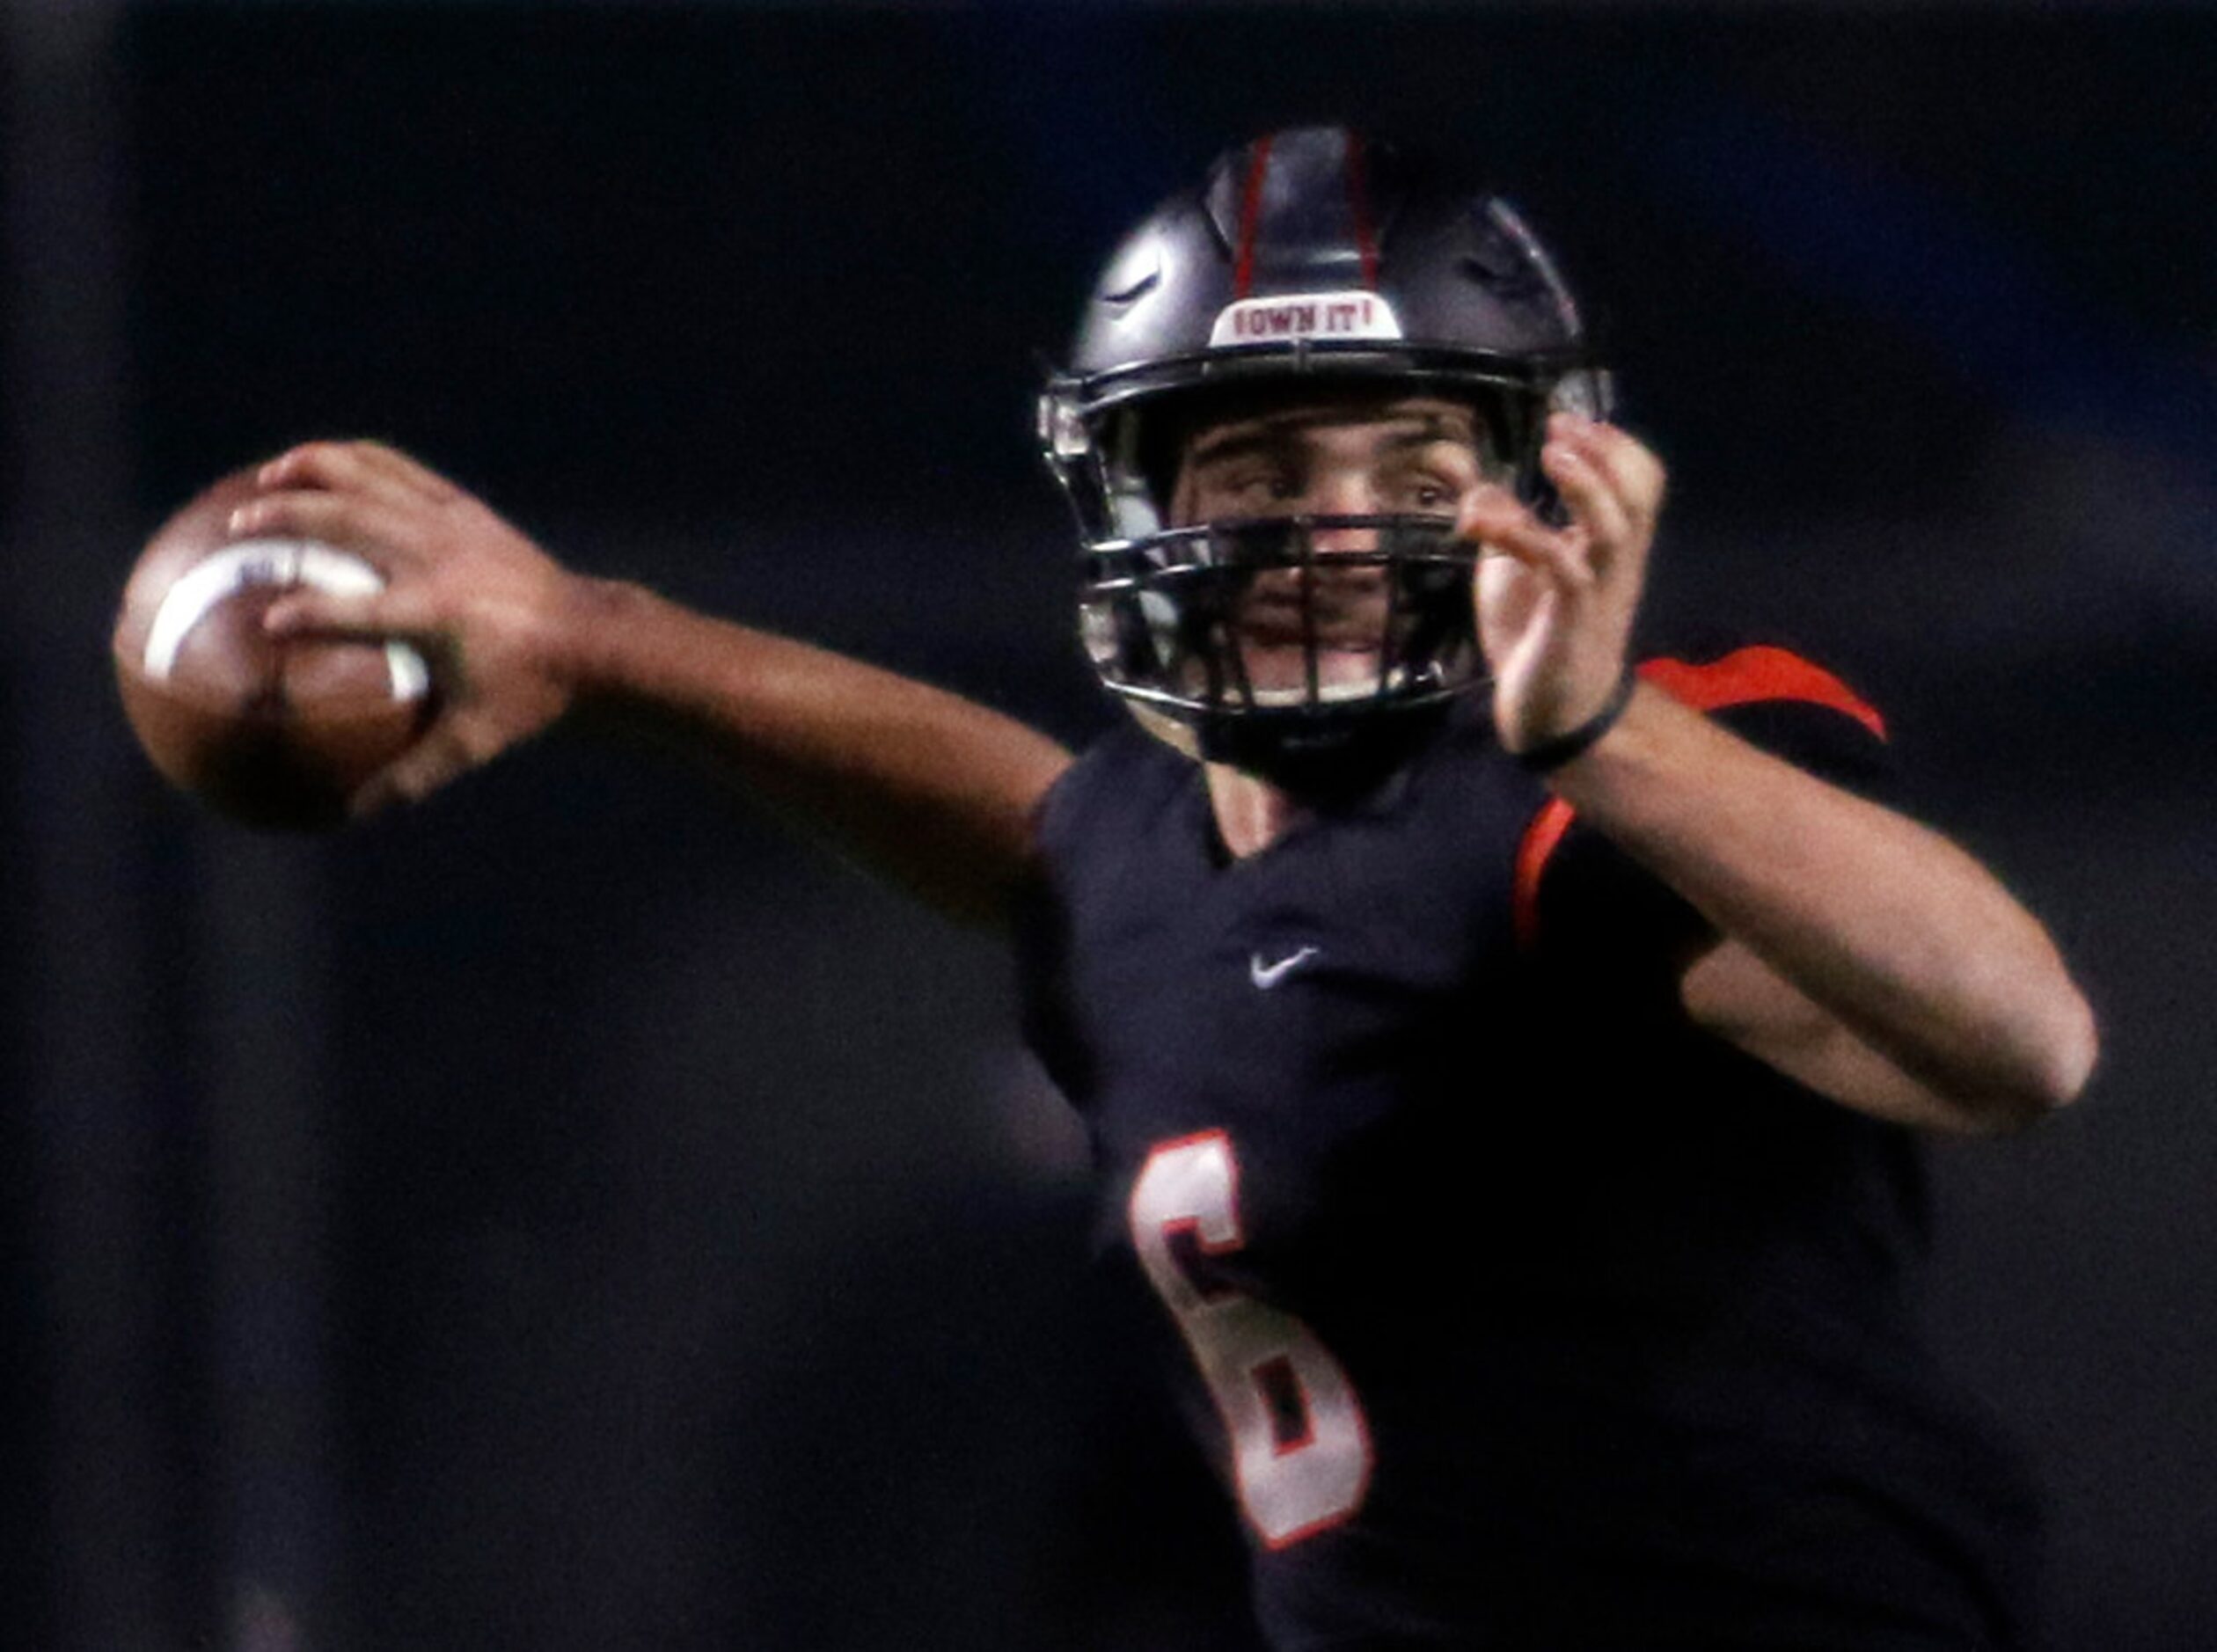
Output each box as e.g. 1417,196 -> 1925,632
113,466 -> 435,830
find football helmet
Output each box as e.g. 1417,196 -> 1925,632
1040,125 -> 1610,790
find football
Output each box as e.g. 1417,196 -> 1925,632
113,466 -> 435,830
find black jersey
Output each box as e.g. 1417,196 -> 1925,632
1015,647 -> 2041,1651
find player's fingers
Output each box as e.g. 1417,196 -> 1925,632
1553,416 -> 1666,531
1460,486 -> 1591,590
1456,482 -> 1540,546
260,588 -> 389,642
340,440 -> 465,505
261,585 -> 421,643
1540,440 -> 1635,561
264,575 -> 462,657
254,440 -> 433,513
1474,551 -> 1545,639
227,488 -> 428,568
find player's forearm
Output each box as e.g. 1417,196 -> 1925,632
1550,684 -> 2097,1129
553,576 -> 1073,926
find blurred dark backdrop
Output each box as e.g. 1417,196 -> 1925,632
4,3 -> 2213,1648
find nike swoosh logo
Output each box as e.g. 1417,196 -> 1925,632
1249,946 -> 1321,990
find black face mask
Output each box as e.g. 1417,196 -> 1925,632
1080,513 -> 1481,793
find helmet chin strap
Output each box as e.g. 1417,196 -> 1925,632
1122,682 -> 1452,802
1193,699 -> 1455,802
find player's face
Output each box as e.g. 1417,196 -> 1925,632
1168,394 -> 1489,705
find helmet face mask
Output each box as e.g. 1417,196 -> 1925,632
1083,511 -> 1481,702
1042,126 -> 1610,791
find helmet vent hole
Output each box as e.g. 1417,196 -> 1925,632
1103,268 -> 1161,306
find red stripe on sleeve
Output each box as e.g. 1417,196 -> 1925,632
1635,645 -> 1884,737
1511,797 -> 1578,948
1233,135 -> 1275,300
1509,647 -> 1887,947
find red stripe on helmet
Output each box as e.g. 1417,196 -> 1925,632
1343,129 -> 1379,289
1233,134 -> 1275,299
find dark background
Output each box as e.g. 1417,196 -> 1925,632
4,3 -> 2213,1648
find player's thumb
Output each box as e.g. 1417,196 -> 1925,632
348,725 -> 474,818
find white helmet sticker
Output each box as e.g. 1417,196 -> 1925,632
1208,291 -> 1404,347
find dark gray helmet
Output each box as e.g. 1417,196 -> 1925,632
1040,125 -> 1610,790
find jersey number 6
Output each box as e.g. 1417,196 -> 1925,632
1128,1130 -> 1373,1547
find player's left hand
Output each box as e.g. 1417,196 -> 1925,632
1459,413 -> 1665,757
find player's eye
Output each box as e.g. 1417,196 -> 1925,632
1387,471 -> 1461,512
1212,467 -> 1300,508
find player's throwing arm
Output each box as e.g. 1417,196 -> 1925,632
226,440 -> 1072,925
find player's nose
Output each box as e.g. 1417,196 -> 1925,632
1305,470 -> 1380,554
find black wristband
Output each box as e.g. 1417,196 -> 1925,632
1514,672 -> 1637,773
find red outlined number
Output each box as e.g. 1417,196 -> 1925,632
1127,1130 -> 1372,1546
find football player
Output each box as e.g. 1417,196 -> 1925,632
231,127 -> 2094,1648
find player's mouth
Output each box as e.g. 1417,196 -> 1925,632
1234,618 -> 1384,654
1235,568 -> 1387,652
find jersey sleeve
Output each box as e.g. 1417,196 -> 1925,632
1511,646 -> 1894,983
1010,722 -> 1187,1103
1010,734 -> 1116,1101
